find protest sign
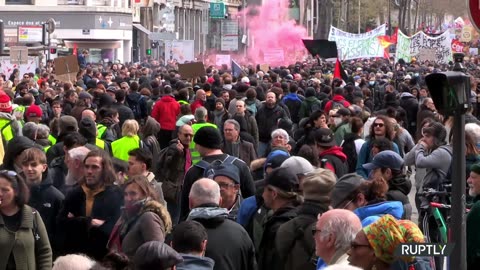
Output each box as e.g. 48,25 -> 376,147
215,54 -> 231,67
165,40 -> 195,64
54,55 -> 79,83
452,39 -> 465,53
178,62 -> 206,79
328,25 -> 386,60
417,48 -> 437,62
395,30 -> 452,63
263,49 -> 285,65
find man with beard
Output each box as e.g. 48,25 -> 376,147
58,150 -> 123,260
63,146 -> 91,195
256,91 -> 289,157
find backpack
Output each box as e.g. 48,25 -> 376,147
309,101 -> 322,114
195,155 -> 239,179
129,95 -> 144,120
246,102 -> 258,116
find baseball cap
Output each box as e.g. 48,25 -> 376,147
331,173 -> 365,208
313,128 -> 335,148
265,167 -> 299,192
362,150 -> 404,171
333,108 -> 351,117
280,156 -> 314,176
264,150 -> 290,172
26,105 -> 43,118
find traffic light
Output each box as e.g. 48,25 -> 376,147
151,41 -> 159,48
50,48 -> 57,54
146,48 -> 151,55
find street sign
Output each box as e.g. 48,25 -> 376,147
468,0 -> 480,32
210,2 -> 226,19
10,46 -> 28,65
149,32 -> 176,41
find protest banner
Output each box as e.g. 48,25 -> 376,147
0,57 -> 38,79
328,25 -> 386,60
215,54 -> 231,67
178,62 -> 206,79
395,30 -> 452,63
417,48 -> 437,62
165,40 -> 195,64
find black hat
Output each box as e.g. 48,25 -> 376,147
134,241 -> 183,270
333,108 -> 351,117
194,126 -> 223,149
314,128 -> 336,148
79,117 -> 97,140
213,164 -> 240,184
265,167 -> 298,192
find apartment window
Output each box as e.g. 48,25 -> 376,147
6,0 -> 33,4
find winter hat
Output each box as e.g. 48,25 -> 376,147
215,98 -> 225,107
79,117 -> 97,140
302,168 -> 336,203
59,115 -> 79,133
207,77 -> 215,84
265,167 -> 299,192
213,164 -> 240,184
0,91 -> 12,113
421,121 -> 447,144
333,108 -> 351,117
384,93 -> 398,106
241,77 -> 250,84
25,104 -> 43,118
134,241 -> 183,270
193,126 -> 223,149
79,91 -> 93,100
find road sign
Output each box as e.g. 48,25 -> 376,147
149,32 -> 176,41
210,2 -> 226,19
10,46 -> 28,65
468,0 -> 480,32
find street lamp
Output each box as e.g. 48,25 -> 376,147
425,52 -> 470,270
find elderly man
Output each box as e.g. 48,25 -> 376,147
190,89 -> 207,116
187,178 -> 256,270
232,100 -> 259,147
314,209 -> 362,266
223,119 -> 257,166
467,163 -> 480,269
213,164 -> 242,221
63,146 -> 91,195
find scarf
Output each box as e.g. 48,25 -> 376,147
184,148 -> 192,175
81,183 -> 105,217
213,110 -> 225,127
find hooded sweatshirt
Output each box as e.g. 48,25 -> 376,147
177,254 -> 215,270
319,146 -> 348,178
387,175 -> 412,220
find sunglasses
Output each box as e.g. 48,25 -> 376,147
373,123 -> 384,128
0,170 -> 17,177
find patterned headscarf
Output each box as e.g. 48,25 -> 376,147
363,214 -> 424,264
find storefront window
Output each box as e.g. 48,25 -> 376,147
6,0 -> 33,4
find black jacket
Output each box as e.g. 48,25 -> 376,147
399,93 -> 419,135
258,204 -> 298,270
28,170 -> 65,253
188,205 -> 256,270
49,156 -> 69,194
180,154 -> 255,221
111,102 -> 135,130
2,136 -> 36,170
57,184 -> 123,260
256,104 -> 289,143
276,201 -> 329,270
387,175 -> 413,220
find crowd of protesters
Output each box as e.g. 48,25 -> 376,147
0,55 -> 480,270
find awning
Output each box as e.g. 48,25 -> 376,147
64,40 -> 122,49
133,23 -> 151,35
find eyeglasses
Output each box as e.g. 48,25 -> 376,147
217,182 -> 236,189
373,123 -> 384,128
350,242 -> 372,250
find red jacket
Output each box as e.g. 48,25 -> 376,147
324,95 -> 351,115
151,95 -> 180,130
190,99 -> 205,115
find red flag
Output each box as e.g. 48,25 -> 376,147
73,43 -> 78,56
334,58 -> 348,82
377,36 -> 394,48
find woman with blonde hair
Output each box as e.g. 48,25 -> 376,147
111,119 -> 142,161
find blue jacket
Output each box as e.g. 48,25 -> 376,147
237,196 -> 257,227
354,201 -> 404,227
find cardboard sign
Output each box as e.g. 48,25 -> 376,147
55,55 -> 79,75
55,72 -> 78,83
215,54 -> 231,67
178,62 -> 206,79
10,46 -> 28,65
259,64 -> 269,73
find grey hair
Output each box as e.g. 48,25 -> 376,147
68,146 -> 91,162
37,124 -> 50,140
194,106 -> 208,121
22,122 -> 39,140
466,123 -> 480,144
53,254 -> 95,270
271,128 -> 289,141
320,214 -> 361,251
189,178 -> 221,206
224,119 -> 240,131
